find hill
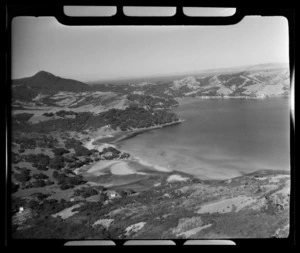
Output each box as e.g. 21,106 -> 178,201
12,71 -> 91,101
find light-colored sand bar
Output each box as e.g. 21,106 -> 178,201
110,162 -> 135,175
87,160 -> 120,175
86,160 -> 147,176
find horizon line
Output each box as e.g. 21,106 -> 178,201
86,61 -> 289,84
13,61 -> 289,84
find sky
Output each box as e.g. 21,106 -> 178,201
11,15 -> 289,82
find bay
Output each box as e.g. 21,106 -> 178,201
118,98 -> 291,180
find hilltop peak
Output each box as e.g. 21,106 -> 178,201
34,71 -> 57,79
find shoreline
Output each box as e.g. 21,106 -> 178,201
91,119 -> 184,146
81,120 -> 183,175
175,95 -> 290,106
77,154 -> 289,182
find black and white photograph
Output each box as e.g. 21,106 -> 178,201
8,6 -> 292,242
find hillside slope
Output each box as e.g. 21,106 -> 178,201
12,169 -> 290,239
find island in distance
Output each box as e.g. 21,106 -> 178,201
11,63 -> 290,239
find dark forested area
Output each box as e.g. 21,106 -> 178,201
12,105 -> 180,133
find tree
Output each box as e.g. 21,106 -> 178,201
32,192 -> 49,201
63,168 -> 75,175
60,183 -> 73,190
64,138 -> 82,149
120,153 -> 130,159
32,179 -> 46,188
67,175 -> 86,186
42,112 -> 54,117
52,148 -> 70,156
14,172 -> 31,183
74,145 -> 92,157
12,197 -> 27,214
126,189 -> 136,195
27,199 -> 40,210
55,173 -> 68,185
81,188 -> 99,198
49,156 -> 65,170
52,171 -> 59,178
18,167 -> 31,175
32,173 -> 49,180
11,182 -> 19,193
118,190 -> 127,198
45,180 -> 54,186
36,164 -> 49,171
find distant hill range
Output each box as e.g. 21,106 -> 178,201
11,63 -> 290,112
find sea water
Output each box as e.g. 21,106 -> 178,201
118,98 -> 290,180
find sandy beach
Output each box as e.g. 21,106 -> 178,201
80,121 -> 182,177
110,162 -> 135,175
87,160 -> 120,176
84,157 -> 171,177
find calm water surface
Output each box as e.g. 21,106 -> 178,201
118,98 -> 290,179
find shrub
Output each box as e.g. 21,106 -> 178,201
74,145 -> 92,157
45,180 -> 54,186
64,138 -> 82,149
118,190 -> 128,198
32,173 -> 49,180
52,171 -> 59,179
36,164 -> 49,171
63,156 -> 76,163
32,192 -> 49,201
32,179 -> 46,188
12,154 -> 21,163
52,148 -> 70,156
59,183 -> 73,190
14,172 -> 31,183
83,157 -> 93,164
74,187 -> 99,198
12,197 -> 27,214
11,182 -> 19,193
13,113 -> 34,122
67,175 -> 86,186
120,153 -> 130,159
55,110 -> 77,117
17,167 -> 31,175
68,162 -> 78,169
63,168 -> 74,175
42,112 -> 54,117
24,182 -> 33,189
102,147 -> 121,155
19,139 -> 36,149
25,154 -> 50,168
55,173 -> 68,185
49,156 -> 65,170
27,199 -> 40,210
